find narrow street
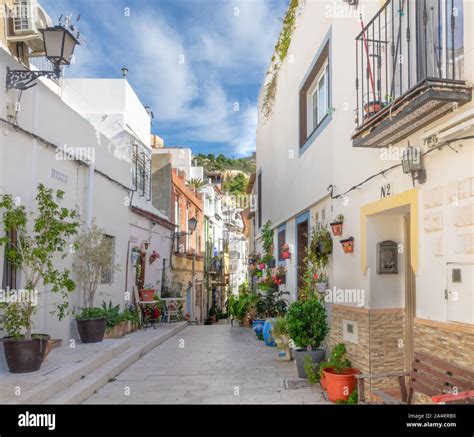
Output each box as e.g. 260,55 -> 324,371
83,324 -> 327,404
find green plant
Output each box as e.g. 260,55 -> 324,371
255,287 -> 289,318
261,220 -> 274,256
304,355 -> 320,384
336,388 -> 358,405
73,223 -> 120,309
334,214 -> 344,223
0,184 -> 80,340
75,307 -> 106,321
272,317 -> 288,338
262,0 -> 300,119
101,300 -> 121,329
319,342 -> 352,377
186,178 -> 206,191
286,297 -> 328,350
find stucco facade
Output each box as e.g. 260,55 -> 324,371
256,0 -> 474,395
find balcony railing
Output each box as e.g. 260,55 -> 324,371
353,0 -> 471,147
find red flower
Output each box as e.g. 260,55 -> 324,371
313,273 -> 319,280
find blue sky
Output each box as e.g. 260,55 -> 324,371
41,0 -> 288,157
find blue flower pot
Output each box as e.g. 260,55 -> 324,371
252,319 -> 265,340
263,318 -> 277,347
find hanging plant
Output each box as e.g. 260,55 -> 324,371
262,0 -> 302,120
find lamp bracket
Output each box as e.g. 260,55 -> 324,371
6,67 -> 60,91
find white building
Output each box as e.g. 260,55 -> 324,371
256,0 -> 473,399
0,1 -> 174,359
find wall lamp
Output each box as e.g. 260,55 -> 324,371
401,144 -> 426,187
175,217 -> 198,240
6,25 -> 80,91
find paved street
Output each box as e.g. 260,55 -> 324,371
83,324 -> 327,404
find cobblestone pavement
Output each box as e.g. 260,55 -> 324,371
83,324 -> 328,404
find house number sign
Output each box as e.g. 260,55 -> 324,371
377,240 -> 398,274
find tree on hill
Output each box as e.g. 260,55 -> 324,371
224,173 -> 248,195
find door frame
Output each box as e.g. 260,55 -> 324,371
295,211 -> 310,299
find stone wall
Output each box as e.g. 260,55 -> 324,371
329,305 -> 406,391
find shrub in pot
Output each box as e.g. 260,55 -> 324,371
73,223 -> 120,343
287,296 -> 329,379
75,308 -> 107,343
321,343 -> 359,402
102,300 -> 122,338
0,185 -> 80,373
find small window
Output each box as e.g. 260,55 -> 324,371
277,228 -> 286,261
307,61 -> 329,137
101,235 -> 116,284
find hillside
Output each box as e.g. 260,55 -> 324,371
194,154 -> 256,175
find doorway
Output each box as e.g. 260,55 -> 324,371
296,212 -> 309,294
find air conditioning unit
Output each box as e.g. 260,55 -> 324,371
7,0 -> 52,55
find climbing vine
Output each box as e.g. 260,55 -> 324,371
262,0 -> 301,120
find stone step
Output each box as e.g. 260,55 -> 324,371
45,322 -> 188,404
4,337 -> 132,404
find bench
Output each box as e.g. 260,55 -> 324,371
356,351 -> 474,404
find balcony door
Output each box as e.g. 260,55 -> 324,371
416,0 -> 464,81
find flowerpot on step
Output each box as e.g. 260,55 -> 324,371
77,318 -> 106,343
1,334 -> 50,373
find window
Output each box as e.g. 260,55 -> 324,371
277,228 -> 286,261
307,61 -> 329,137
299,40 -> 330,148
101,235 -> 116,284
132,143 -> 152,200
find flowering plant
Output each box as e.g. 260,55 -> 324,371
281,243 -> 290,253
314,271 -> 328,284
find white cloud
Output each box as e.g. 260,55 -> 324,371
41,0 -> 287,157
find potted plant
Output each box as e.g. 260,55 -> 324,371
75,308 -> 107,343
281,243 -> 291,260
275,265 -> 286,285
363,99 -> 382,120
340,237 -> 355,254
0,185 -> 80,373
148,250 -> 160,265
330,214 -> 344,236
140,283 -> 155,302
102,300 -> 122,338
272,317 -> 291,362
313,225 -> 332,255
321,343 -> 360,402
209,305 -> 218,323
73,223 -> 120,344
286,296 -> 329,379
315,271 -> 329,294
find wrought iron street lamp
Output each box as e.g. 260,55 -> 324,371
175,217 -> 198,241
6,25 -> 80,91
401,144 -> 426,187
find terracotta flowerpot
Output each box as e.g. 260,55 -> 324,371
363,101 -> 382,120
140,289 -> 155,302
320,366 -> 334,390
330,222 -> 343,236
281,251 -> 291,260
323,367 -> 360,402
340,237 -> 355,254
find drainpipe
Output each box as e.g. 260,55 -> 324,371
86,161 -> 94,228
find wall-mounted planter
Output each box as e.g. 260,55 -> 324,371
330,221 -> 343,237
281,251 -> 291,260
140,289 -> 155,302
318,241 -> 332,255
340,237 -> 355,254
